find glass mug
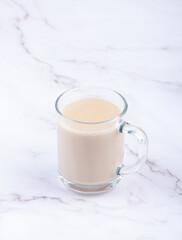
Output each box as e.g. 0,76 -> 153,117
55,87 -> 148,193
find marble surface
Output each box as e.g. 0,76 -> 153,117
0,0 -> 182,239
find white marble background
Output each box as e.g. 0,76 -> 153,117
0,0 -> 182,239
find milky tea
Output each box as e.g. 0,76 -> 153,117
57,98 -> 124,185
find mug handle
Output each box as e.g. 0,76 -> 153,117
116,121 -> 148,175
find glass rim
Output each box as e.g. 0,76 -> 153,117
55,87 -> 128,125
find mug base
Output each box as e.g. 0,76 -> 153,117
59,173 -> 122,194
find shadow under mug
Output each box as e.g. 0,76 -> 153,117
55,87 -> 148,193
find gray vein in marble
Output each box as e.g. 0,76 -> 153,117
11,0 -> 29,20
11,0 -> 77,87
61,59 -> 182,89
91,46 -> 182,52
11,0 -> 54,29
10,0 -> 181,90
62,59 -> 107,70
0,193 -> 67,205
14,18 -> 76,86
0,193 -> 173,226
73,199 -> 166,224
0,189 -> 171,224
137,172 -> 153,183
125,145 -> 182,195
113,69 -> 182,89
33,0 -> 55,29
123,69 -> 180,89
147,160 -> 182,195
146,79 -> 182,88
0,193 -> 144,218
0,193 -> 142,211
0,195 -> 155,224
74,197 -> 145,211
